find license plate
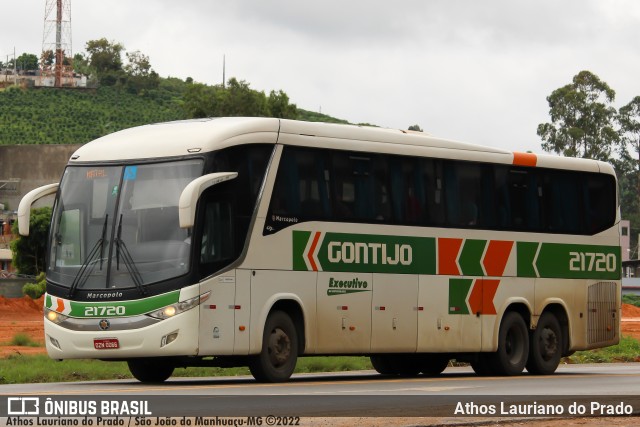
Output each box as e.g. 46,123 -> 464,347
94,338 -> 120,350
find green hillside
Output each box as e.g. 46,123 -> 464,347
0,79 -> 349,146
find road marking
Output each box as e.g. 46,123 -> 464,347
4,371 -> 640,396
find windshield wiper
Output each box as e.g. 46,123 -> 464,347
115,214 -> 147,296
68,215 -> 108,298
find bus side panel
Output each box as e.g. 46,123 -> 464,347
371,274 -> 418,352
234,269 -> 252,354
533,278 -> 576,346
198,273 -> 236,356
249,269 -> 317,354
484,277 -> 535,351
417,275 -> 481,352
316,272 -> 372,353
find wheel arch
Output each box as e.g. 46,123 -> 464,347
253,294 -> 307,355
491,299 -> 532,350
537,301 -> 571,356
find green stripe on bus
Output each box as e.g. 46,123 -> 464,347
517,242 -> 620,280
516,242 -> 540,277
68,290 -> 181,318
459,239 -> 487,276
293,230 -> 436,274
292,230 -> 312,271
449,278 -> 472,315
293,231 -> 620,280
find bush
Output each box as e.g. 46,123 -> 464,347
23,272 -> 46,299
10,333 -> 40,347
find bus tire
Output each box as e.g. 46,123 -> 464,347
489,311 -> 529,376
390,355 -> 421,377
419,354 -> 449,376
127,358 -> 174,383
526,312 -> 562,375
370,355 -> 395,375
470,354 -> 495,376
249,310 -> 298,383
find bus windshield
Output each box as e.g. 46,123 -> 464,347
48,159 -> 203,292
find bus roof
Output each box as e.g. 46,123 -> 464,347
68,117 -> 614,175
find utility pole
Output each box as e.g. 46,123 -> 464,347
222,54 -> 226,88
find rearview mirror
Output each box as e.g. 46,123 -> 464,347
178,172 -> 238,228
17,183 -> 59,236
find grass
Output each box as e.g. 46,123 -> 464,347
0,355 -> 373,385
9,333 -> 42,347
564,335 -> 640,364
623,294 -> 640,307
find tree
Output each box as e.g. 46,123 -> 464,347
537,70 -> 619,161
41,50 -> 54,67
182,78 -> 287,119
222,78 -> 269,117
183,83 -> 220,118
85,38 -> 126,86
15,53 -> 39,71
124,50 -> 159,94
408,124 -> 423,132
10,207 -> 52,276
267,90 -> 297,119
619,97 -> 640,187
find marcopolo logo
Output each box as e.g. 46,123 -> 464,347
328,277 -> 370,296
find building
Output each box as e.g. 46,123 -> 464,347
1,69 -> 87,88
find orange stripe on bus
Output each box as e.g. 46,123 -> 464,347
481,279 -> 500,315
56,298 -> 65,313
483,240 -> 514,277
467,279 -> 483,314
512,152 -> 537,167
307,232 -> 321,271
438,238 -> 463,275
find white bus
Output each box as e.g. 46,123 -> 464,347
18,117 -> 621,382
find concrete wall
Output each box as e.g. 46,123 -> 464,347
0,278 -> 30,298
0,144 -> 83,211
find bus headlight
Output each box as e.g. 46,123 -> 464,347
147,292 -> 210,320
45,307 -> 69,324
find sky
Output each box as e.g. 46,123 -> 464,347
1,0 -> 639,153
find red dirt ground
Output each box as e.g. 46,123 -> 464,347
1,297 -> 640,358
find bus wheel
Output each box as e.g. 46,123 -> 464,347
419,354 -> 449,376
370,355 -> 395,375
127,358 -> 174,383
250,310 -> 298,383
470,354 -> 495,376
490,311 -> 529,376
526,312 -> 562,375
391,355 -> 421,377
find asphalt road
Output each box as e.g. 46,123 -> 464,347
1,363 -> 640,419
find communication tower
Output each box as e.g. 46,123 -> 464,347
41,0 -> 73,87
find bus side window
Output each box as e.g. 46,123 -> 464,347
199,198 -> 234,275
373,156 -> 391,221
389,156 -> 423,225
418,158 -> 444,226
584,173 -> 616,234
443,161 -> 483,227
266,146 -> 331,234
505,169 -> 540,231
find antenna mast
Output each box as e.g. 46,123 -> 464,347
42,0 -> 73,87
